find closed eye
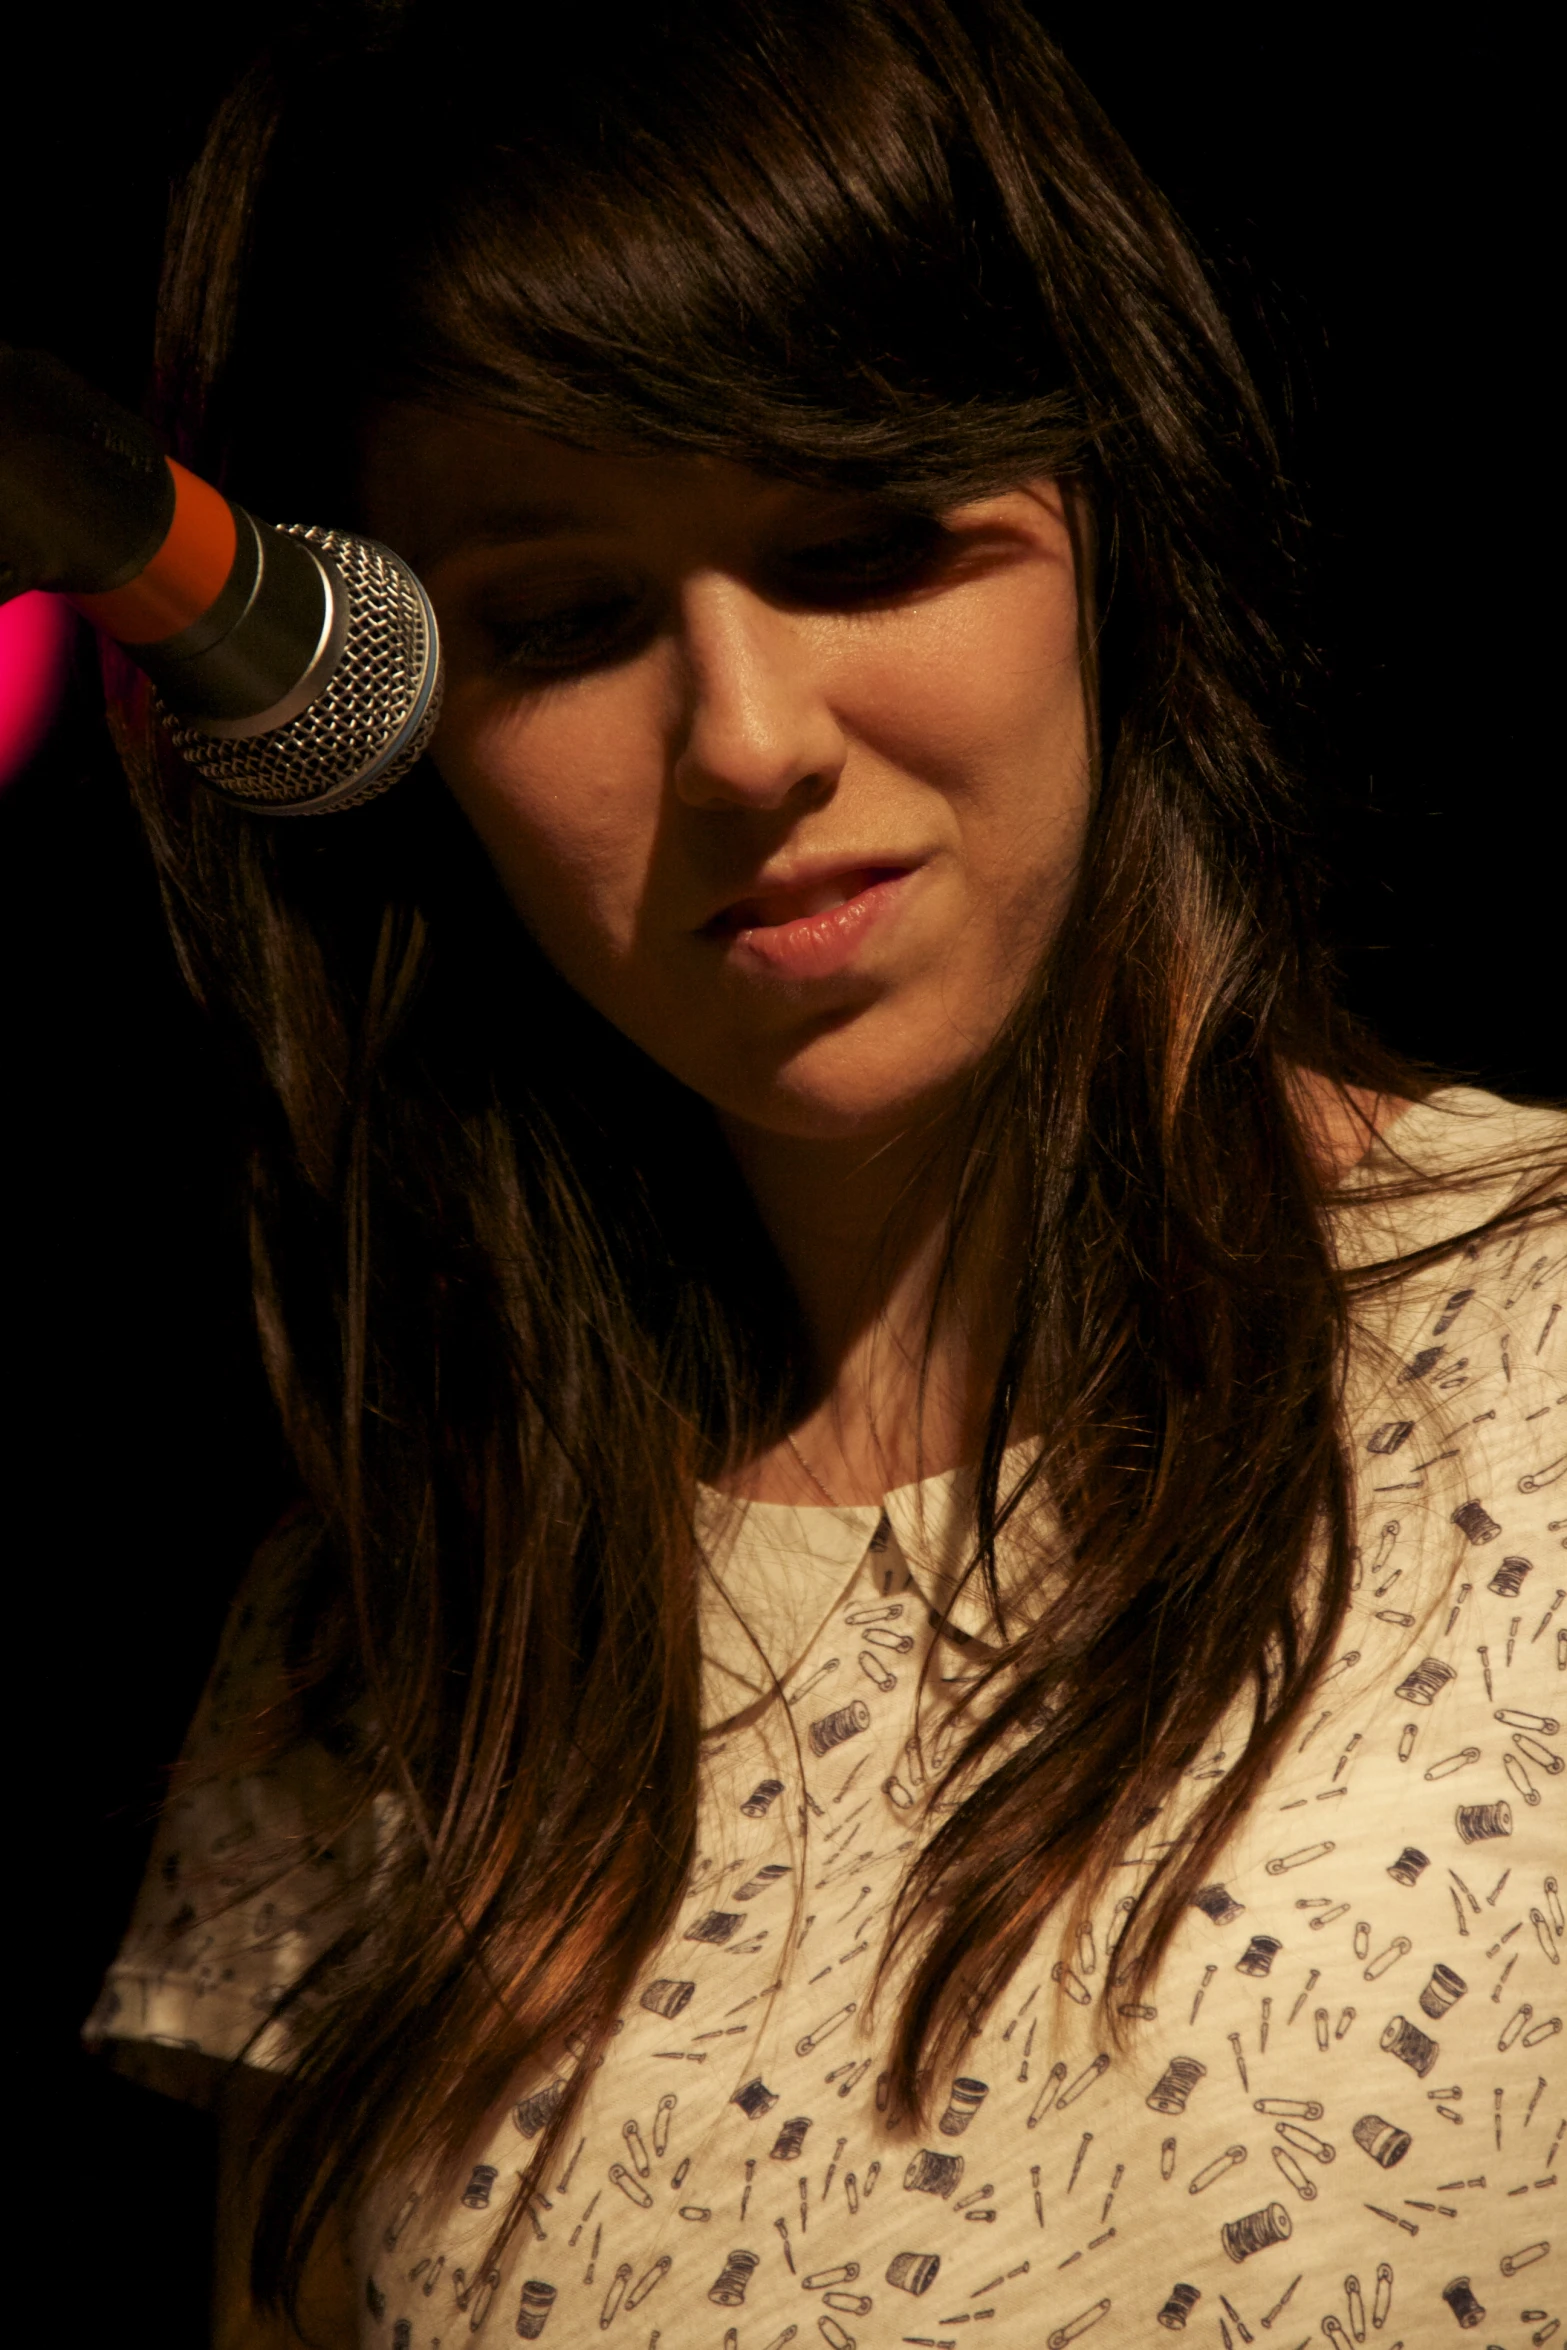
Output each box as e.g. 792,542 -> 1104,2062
483,585 -> 652,677
767,512 -> 951,607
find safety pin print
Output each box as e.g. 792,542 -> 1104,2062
114,1174 -> 1567,2350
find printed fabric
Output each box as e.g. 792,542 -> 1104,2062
91,1089 -> 1567,2348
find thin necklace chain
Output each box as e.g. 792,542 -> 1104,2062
785,1430 -> 842,1509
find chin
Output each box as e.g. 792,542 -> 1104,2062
718,1037 -> 976,1145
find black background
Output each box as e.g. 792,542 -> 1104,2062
3,11 -> 1557,2336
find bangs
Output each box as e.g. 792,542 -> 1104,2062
292,0 -> 1090,501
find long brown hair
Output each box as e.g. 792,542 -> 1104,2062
114,0 -> 1546,2314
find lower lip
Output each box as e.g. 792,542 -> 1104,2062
713,870 -> 913,981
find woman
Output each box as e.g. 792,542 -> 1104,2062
90,3 -> 1565,2344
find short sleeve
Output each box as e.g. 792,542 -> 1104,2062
84,1514 -> 382,2075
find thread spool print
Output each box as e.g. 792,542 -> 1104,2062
1395,1657 -> 1456,1706
731,2077 -> 778,2120
808,1700 -> 870,1756
1451,1500 -> 1501,1544
1418,1963 -> 1468,2019
1155,2282 -> 1201,2330
1440,2276 -> 1485,2329
1455,1801 -> 1512,1843
739,1778 -> 784,1817
1387,1846 -> 1429,1887
1351,2114 -> 1411,2168
903,2148 -> 965,2197
937,2078 -> 990,2137
1191,1884 -> 1245,1924
769,2115 -> 812,2161
1146,2057 -> 1207,2115
516,2280 -> 557,2340
1220,2202 -> 1293,2263
640,1977 -> 695,2020
1236,1935 -> 1282,1977
1489,1556 -> 1533,1597
1380,2015 -> 1439,2077
886,2251 -> 941,2295
392,2325 -> 411,2350
707,2251 -> 759,2308
461,2163 -> 498,2210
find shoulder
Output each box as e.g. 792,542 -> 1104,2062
1334,1083 -> 1567,1273
1336,1087 -> 1565,1704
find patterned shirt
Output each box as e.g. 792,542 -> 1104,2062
91,1087 -> 1567,2349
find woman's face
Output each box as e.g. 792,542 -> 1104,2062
363,414 -> 1090,1143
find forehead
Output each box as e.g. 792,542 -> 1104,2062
359,404 -> 855,574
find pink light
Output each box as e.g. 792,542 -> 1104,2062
0,592 -> 75,789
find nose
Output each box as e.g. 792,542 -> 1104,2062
670,573 -> 846,811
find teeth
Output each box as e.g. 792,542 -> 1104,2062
718,868 -> 883,932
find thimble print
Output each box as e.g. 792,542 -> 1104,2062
639,1977 -> 695,2019
684,1910 -> 744,1944
1351,2114 -> 1412,2168
513,2078 -> 567,2139
1418,1963 -> 1468,2019
886,2251 -> 941,2295
903,2147 -> 964,2196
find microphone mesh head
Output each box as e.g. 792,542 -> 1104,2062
164,524 -> 441,815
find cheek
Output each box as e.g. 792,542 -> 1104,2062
432,672 -> 668,961
834,565 -> 1088,860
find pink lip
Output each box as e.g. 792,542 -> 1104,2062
703,863 -> 915,980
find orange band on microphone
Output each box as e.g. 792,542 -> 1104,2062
71,460 -> 238,644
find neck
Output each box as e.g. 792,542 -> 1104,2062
719,1102 -> 1008,1504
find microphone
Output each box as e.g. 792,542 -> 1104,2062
0,346 -> 441,815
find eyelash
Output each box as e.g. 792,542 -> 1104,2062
484,516 -> 952,678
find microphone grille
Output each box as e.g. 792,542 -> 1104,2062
164,524 -> 442,815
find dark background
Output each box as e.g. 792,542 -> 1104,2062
3,12 -> 1556,2337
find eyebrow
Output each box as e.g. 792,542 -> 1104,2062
435,498 -> 608,558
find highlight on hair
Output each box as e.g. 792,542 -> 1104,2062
110,0 -> 1561,2316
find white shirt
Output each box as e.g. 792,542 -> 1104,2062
92,1088 -> 1567,2347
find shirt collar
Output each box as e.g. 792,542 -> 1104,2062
695,1442 -> 1050,1724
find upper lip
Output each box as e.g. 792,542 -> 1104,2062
699,855 -> 919,934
